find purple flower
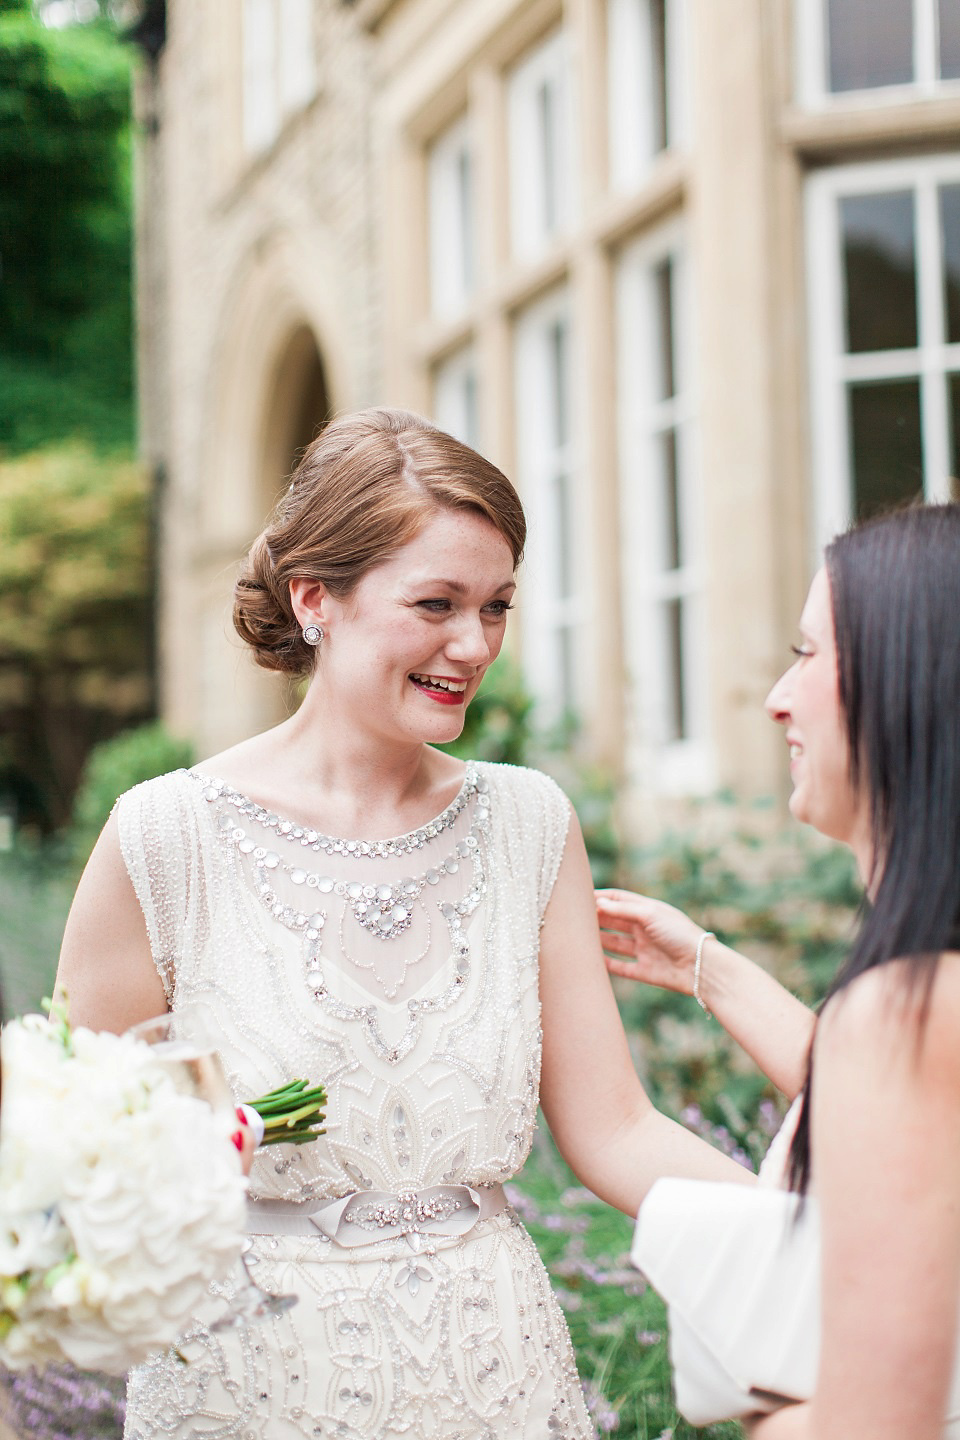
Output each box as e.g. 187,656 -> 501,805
581,1379 -> 620,1432
3,1364 -> 125,1439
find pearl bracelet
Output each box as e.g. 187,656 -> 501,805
693,930 -> 715,1017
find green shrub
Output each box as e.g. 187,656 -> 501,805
0,443 -> 152,829
440,654 -> 535,766
68,721 -> 193,867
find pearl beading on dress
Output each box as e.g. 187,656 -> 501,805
195,769 -> 492,1064
193,766 -> 477,860
196,767 -> 489,946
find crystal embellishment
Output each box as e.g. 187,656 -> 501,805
196,766 -> 491,1062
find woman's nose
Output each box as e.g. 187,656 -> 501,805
764,668 -> 791,725
446,613 -> 491,664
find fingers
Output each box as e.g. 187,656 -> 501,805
599,929 -> 644,956
595,888 -> 651,907
595,892 -> 656,923
604,956 -> 647,979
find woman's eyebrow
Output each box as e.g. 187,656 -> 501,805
412,577 -> 516,594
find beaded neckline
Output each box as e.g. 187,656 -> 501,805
190,762 -> 492,1060
186,764 -> 478,860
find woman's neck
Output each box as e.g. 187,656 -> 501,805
199,708 -> 464,841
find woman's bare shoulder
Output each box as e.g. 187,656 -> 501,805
816,952 -> 960,1092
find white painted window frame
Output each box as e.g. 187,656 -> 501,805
428,115 -> 476,320
278,0 -> 317,115
615,222 -> 711,795
796,0 -> 960,108
242,0 -> 280,154
513,287 -> 582,722
507,29 -> 577,264
432,345 -> 480,450
806,153 -> 960,555
607,0 -> 689,191
242,0 -> 317,156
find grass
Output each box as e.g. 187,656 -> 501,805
511,1125 -> 743,1439
0,846 -> 71,1018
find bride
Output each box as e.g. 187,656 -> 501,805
55,408 -> 747,1440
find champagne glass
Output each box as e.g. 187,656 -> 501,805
128,1007 -> 298,1327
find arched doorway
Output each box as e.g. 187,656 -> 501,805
257,324 -> 331,514
251,324 -> 331,724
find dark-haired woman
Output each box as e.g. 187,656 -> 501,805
57,409 -> 747,1440
599,502 -> 960,1440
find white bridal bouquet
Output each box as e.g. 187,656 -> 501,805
0,1006 -> 249,1375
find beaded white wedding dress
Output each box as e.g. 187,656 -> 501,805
117,761 -> 595,1440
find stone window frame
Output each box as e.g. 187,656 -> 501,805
615,221 -> 712,796
513,286 -> 582,722
606,0 -> 690,193
506,27 -> 578,265
806,152 -> 960,555
403,0 -> 690,751
428,113 -> 477,320
796,0 -> 960,109
241,0 -> 317,157
432,345 -> 480,451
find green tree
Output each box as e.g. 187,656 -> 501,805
0,5 -> 135,452
0,445 -> 152,829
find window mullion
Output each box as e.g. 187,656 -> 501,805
840,350 -> 922,382
917,176 -> 944,349
795,0 -> 826,106
918,176 -> 951,496
923,372 -> 952,499
915,0 -> 938,88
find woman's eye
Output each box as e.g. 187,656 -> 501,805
418,599 -> 452,613
790,644 -> 812,659
484,602 -> 515,617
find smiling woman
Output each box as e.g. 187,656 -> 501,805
233,408 -> 524,682
55,407 -> 754,1440
599,503 -> 960,1440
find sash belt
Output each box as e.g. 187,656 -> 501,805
247,1183 -> 508,1245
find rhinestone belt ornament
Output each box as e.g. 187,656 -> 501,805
303,1183 -> 508,1249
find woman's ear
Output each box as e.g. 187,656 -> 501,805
289,576 -> 330,632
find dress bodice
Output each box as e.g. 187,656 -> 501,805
116,762 -> 571,1206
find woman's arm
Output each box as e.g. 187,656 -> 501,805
597,890 -> 815,1098
750,956 -> 960,1440
55,810 -> 168,1032
539,815 -> 754,1217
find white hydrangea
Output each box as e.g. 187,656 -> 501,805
0,1014 -> 248,1374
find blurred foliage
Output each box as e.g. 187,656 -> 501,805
68,720 -> 193,869
440,654 -> 535,766
441,658 -> 620,885
611,822 -> 859,1149
0,4 -> 134,451
0,835 -> 73,1016
0,445 -> 153,830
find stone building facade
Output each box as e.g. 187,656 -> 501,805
137,0 -> 960,819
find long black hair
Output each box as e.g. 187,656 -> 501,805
788,502 -> 960,1193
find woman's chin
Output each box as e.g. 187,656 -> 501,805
414,711 -> 468,746
787,788 -> 810,828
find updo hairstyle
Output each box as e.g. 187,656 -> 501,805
233,408 -> 526,675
